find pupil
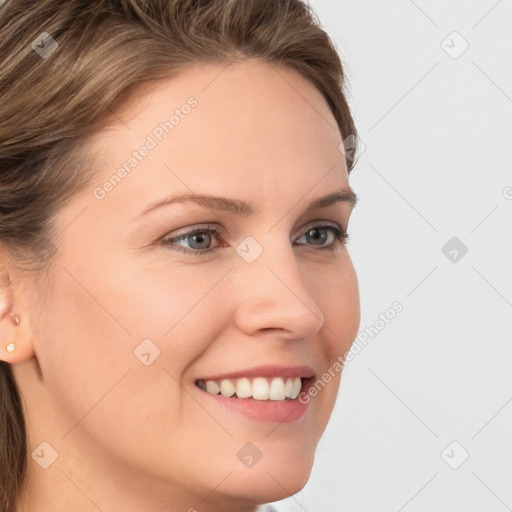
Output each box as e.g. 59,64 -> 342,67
191,233 -> 210,249
307,228 -> 326,245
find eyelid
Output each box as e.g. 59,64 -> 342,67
295,220 -> 344,237
163,222 -> 219,240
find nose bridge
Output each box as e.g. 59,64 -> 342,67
233,232 -> 325,337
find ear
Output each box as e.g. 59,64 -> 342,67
0,252 -> 36,364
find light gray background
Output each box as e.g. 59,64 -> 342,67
269,1 -> 512,511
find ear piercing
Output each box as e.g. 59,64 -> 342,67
5,314 -> 20,353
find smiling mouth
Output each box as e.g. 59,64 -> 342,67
195,376 -> 310,401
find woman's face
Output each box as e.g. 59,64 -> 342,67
15,59 -> 360,511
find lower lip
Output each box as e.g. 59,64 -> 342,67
195,380 -> 313,423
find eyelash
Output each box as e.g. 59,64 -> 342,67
161,222 -> 349,256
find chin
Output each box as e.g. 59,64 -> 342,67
219,449 -> 315,504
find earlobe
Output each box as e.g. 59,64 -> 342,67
0,310 -> 36,364
5,313 -> 20,353
0,271 -> 36,363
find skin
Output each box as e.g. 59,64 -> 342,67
0,59 -> 360,512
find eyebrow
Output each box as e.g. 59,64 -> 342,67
137,187 -> 358,219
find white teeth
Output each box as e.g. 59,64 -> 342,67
235,378 -> 252,399
199,376 -> 304,401
205,380 -> 220,395
269,377 -> 285,401
284,378 -> 293,397
220,379 -> 236,397
290,377 -> 302,399
252,377 -> 269,400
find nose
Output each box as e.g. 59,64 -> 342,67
233,237 -> 325,341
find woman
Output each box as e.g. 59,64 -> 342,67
0,0 -> 360,510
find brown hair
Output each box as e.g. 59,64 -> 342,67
0,0 -> 357,509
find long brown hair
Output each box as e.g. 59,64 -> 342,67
0,0 -> 357,509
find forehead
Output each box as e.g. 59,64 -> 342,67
84,59 -> 349,211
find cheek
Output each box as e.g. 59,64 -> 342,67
311,256 -> 360,356
106,259 -> 232,354
34,266 -> 137,423
299,256 -> 359,438
32,262 -> 229,481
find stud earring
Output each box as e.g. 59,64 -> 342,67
5,314 -> 20,353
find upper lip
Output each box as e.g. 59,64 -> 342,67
196,365 -> 316,381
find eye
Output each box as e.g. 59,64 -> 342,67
162,224 -> 223,254
161,222 -> 349,255
295,222 -> 349,250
